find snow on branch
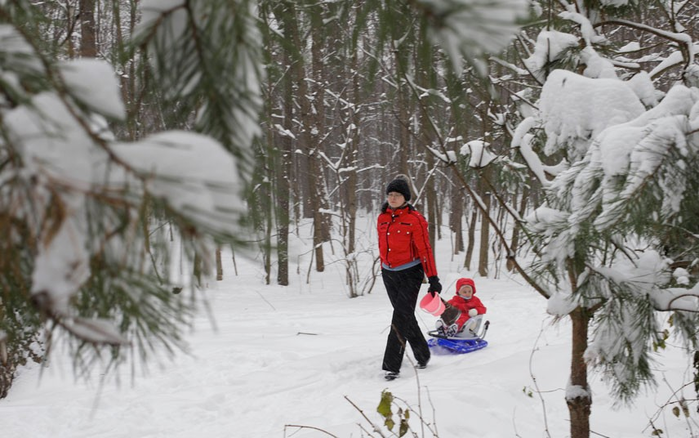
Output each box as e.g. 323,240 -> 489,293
510,116 -> 551,187
539,70 -> 646,162
414,0 -> 529,74
3,47 -> 250,348
597,19 -> 696,78
58,59 -> 126,121
462,140 -> 497,168
587,85 -> 699,230
651,286 -> 699,313
134,0 -> 263,152
111,131 -> 246,236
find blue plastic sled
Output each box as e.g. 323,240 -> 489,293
427,337 -> 488,354
427,320 -> 490,355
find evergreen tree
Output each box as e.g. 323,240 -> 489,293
0,0 -> 263,397
506,1 -> 699,436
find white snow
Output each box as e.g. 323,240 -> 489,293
579,46 -> 618,79
626,71 -> 661,107
0,25 -> 42,93
511,116 -> 552,186
111,131 -> 246,235
5,92 -> 100,189
558,10 -> 605,48
2,4 -> 699,436
30,216 -> 90,314
4,92 -> 99,313
539,69 -> 646,161
1,220 -> 695,438
462,140 -> 497,168
59,59 -> 126,120
4,88 -> 246,329
523,31 -> 579,82
652,283 -> 699,312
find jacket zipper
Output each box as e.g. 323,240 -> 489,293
385,214 -> 396,267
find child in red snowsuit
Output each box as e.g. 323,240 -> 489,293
438,278 -> 487,335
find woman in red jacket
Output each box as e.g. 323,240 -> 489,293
377,175 -> 442,381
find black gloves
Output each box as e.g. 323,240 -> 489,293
427,276 -> 442,295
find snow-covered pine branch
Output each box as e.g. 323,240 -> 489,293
1,1 -> 264,378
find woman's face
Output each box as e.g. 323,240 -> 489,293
387,192 -> 405,209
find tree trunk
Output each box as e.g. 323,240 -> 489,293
426,163 -> 437,252
478,170 -> 491,277
422,112 -> 437,253
262,102 -> 274,286
568,308 -> 592,438
193,252 -> 202,288
273,2 -> 298,286
508,185 -> 529,271
0,363 -> 12,399
433,178 -> 442,240
276,87 -> 291,285
258,16 -> 275,285
128,1 -> 139,139
307,5 -> 327,272
465,207 -> 477,270
0,303 -> 13,399
393,44 -> 411,177
79,0 -> 97,58
216,247 -> 223,281
450,193 -> 464,254
346,45 -> 361,254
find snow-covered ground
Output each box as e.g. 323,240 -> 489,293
2,219 -> 697,438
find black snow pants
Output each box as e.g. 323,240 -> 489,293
381,264 -> 430,373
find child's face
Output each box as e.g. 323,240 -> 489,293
458,285 -> 473,299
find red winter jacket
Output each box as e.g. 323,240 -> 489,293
377,204 -> 438,278
447,278 -> 487,330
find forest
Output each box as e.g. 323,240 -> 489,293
1,1 -> 698,437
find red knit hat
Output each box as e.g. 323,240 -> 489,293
455,278 -> 476,294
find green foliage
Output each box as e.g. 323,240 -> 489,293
376,389 -> 411,437
133,0 -> 263,174
377,389 -> 394,428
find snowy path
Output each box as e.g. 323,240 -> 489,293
2,250 -> 696,437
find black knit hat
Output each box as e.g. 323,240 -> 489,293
385,174 -> 411,202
